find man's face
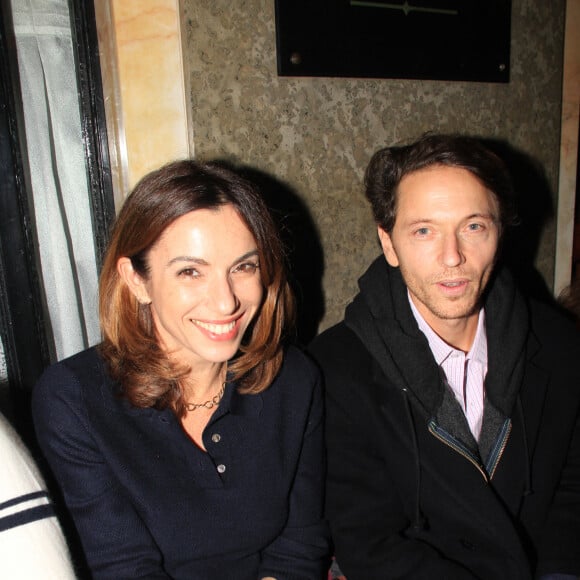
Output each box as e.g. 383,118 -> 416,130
378,164 -> 500,336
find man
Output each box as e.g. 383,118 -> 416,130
309,134 -> 580,579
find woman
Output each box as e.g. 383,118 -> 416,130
32,160 -> 330,579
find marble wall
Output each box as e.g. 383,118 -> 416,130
181,0 -> 567,336
97,0 -> 191,205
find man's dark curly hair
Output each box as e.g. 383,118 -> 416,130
364,133 -> 518,235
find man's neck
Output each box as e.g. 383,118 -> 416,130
425,312 -> 480,353
408,294 -> 481,352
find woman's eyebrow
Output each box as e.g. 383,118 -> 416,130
166,256 -> 208,267
166,250 -> 259,269
232,250 -> 259,263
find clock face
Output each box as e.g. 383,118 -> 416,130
275,0 -> 511,83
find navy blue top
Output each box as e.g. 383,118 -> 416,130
32,346 -> 329,579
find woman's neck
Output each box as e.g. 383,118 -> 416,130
181,362 -> 226,402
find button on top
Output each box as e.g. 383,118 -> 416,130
217,464 -> 226,474
211,433 -> 221,443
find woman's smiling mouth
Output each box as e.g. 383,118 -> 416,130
191,317 -> 241,339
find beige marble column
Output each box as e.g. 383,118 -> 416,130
555,0 -> 580,294
96,0 -> 191,208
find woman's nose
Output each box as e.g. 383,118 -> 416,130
209,275 -> 239,315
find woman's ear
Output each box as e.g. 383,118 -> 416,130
377,227 -> 400,268
117,257 -> 151,304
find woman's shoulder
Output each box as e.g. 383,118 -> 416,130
37,345 -> 103,383
260,345 -> 323,408
32,347 -> 127,447
250,346 -> 323,429
280,344 -> 321,383
33,346 -> 110,407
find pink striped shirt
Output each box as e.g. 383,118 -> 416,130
409,296 -> 488,441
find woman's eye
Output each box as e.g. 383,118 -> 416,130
233,262 -> 259,274
178,268 -> 200,278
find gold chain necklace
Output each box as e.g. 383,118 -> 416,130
184,382 -> 226,412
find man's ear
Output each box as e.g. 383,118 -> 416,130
117,257 -> 151,304
377,227 -> 400,268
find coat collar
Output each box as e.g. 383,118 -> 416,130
345,256 -> 531,419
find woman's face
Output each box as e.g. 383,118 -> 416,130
137,205 -> 264,371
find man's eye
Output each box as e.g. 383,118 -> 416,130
415,227 -> 430,236
467,223 -> 483,231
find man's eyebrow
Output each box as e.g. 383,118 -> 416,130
464,212 -> 499,223
404,213 -> 497,225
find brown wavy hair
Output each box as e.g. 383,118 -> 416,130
98,160 -> 295,416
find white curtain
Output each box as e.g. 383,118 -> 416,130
0,341 -> 6,384
10,0 -> 100,360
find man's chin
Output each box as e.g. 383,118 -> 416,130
427,296 -> 482,321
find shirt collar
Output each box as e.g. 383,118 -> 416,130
214,380 -> 263,419
408,291 -> 487,366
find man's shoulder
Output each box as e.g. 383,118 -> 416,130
528,298 -> 580,353
309,321 -> 375,377
310,321 -> 358,355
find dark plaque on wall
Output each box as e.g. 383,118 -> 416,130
275,0 -> 511,82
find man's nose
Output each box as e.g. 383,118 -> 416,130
440,234 -> 465,268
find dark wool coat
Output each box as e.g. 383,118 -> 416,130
32,346 -> 330,579
309,257 -> 580,580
